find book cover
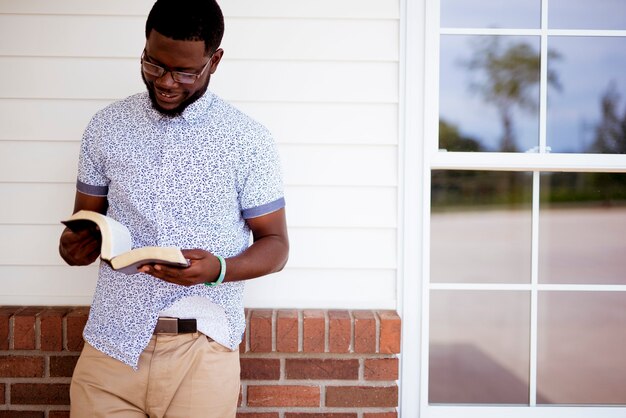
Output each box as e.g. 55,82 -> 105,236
62,210 -> 190,274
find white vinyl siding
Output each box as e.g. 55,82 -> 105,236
0,0 -> 401,309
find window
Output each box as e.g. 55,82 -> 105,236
419,0 -> 626,416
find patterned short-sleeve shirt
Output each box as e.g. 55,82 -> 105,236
77,90 -> 284,368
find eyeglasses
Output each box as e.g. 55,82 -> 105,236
140,51 -> 212,85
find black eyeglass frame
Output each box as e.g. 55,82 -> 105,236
140,50 -> 213,85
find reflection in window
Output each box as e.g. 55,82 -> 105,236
539,172 -> 626,284
547,37 -> 626,153
441,0 -> 540,29
549,0 -> 626,30
538,292 -> 626,404
440,36 -> 543,152
431,170 -> 532,284
430,290 -> 531,404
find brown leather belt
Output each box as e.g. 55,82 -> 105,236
153,317 -> 197,335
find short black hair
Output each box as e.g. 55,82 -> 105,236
145,0 -> 224,55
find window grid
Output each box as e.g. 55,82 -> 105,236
420,0 -> 626,416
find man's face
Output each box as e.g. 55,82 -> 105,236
142,30 -> 223,116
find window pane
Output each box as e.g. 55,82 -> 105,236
440,35 -> 540,152
547,37 -> 626,154
538,292 -> 626,404
431,170 -> 532,284
549,0 -> 626,30
441,0 -> 540,29
430,290 -> 531,404
539,172 -> 626,284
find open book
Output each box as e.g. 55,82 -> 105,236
61,210 -> 190,274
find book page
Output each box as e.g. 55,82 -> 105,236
100,216 -> 133,259
110,246 -> 189,274
62,210 -> 132,260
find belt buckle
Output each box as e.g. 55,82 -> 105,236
154,317 -> 178,335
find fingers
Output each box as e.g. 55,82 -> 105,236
180,249 -> 207,260
59,227 -> 103,266
140,263 -> 200,286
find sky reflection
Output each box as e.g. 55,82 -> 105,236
547,36 -> 626,153
440,35 -> 626,154
439,35 -> 540,152
549,0 -> 626,30
441,0 -> 540,28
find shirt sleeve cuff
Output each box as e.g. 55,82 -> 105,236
76,179 -> 108,197
242,197 -> 285,219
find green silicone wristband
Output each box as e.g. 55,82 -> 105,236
205,255 -> 226,287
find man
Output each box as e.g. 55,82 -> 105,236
58,0 -> 289,416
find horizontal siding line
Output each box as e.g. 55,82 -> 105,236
228,15 -> 400,21
0,97 -> 400,105
0,12 -> 146,18
0,265 -> 396,273
293,184 -> 398,190
0,264 -> 397,270
214,99 -> 399,106
0,97 -> 399,106
0,55 -> 399,64
0,97 -> 113,103
0,181 -> 397,191
0,139 -> 400,148
0,138 -> 400,146
1,223 -> 397,232
0,13 -> 399,21
0,181 -> 398,188
1,139 -> 80,143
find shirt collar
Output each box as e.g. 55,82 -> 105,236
143,90 -> 214,124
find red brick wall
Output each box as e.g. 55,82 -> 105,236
0,306 -> 401,417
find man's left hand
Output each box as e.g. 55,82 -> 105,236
138,249 -> 221,286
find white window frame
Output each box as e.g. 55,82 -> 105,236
398,0 -> 626,416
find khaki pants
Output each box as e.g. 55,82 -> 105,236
70,333 -> 240,418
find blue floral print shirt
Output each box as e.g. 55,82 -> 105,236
76,90 -> 284,368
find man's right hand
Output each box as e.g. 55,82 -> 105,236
59,226 -> 102,266
60,191 -> 108,266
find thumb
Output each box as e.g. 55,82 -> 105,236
181,249 -> 210,260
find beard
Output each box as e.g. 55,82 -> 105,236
141,71 -> 210,117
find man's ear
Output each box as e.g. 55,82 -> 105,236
209,48 -> 224,74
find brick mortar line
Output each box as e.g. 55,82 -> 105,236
240,353 -> 397,359
242,380 -> 397,387
0,405 -> 70,411
349,310 -> 355,352
358,357 -> 365,380
236,406 -> 397,413
62,315 -> 68,352
244,308 -> 251,353
0,351 -> 80,355
35,317 -> 41,351
44,354 -> 50,379
8,315 -> 15,351
324,310 -> 329,353
0,377 -> 72,383
375,311 -> 381,354
240,381 -> 247,407
271,309 -> 277,352
279,357 -> 285,380
297,310 -> 303,353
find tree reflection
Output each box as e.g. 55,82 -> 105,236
439,119 -> 484,152
589,81 -> 626,154
463,37 -> 560,152
436,37 -> 626,208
